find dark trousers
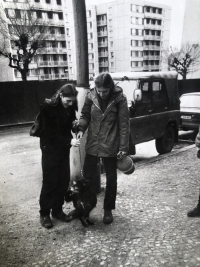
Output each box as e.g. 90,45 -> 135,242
83,154 -> 117,210
39,149 -> 70,216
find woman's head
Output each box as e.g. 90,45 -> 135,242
94,72 -> 115,99
59,84 -> 78,109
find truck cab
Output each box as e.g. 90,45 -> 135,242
110,71 -> 180,155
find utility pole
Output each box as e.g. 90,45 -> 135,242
70,0 -> 101,192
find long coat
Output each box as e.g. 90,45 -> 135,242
79,86 -> 130,157
40,100 -> 76,154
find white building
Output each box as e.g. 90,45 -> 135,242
0,0 -> 171,81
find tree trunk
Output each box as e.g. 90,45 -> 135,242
21,70 -> 27,81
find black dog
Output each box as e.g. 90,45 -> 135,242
65,178 -> 97,227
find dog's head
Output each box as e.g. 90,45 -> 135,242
69,178 -> 92,194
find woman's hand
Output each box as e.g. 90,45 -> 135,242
71,138 -> 81,147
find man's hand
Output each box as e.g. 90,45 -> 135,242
117,151 -> 127,159
71,138 -> 81,147
76,131 -> 83,139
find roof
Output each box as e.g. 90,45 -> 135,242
109,71 -> 178,81
181,92 -> 200,97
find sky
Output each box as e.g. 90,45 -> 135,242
85,0 -> 186,49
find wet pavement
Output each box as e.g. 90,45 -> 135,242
0,126 -> 200,267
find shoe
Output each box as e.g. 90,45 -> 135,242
103,210 -> 113,224
40,215 -> 53,229
52,211 -> 71,222
187,206 -> 200,217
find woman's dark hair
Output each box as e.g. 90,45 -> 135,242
45,84 -> 78,110
94,72 -> 115,93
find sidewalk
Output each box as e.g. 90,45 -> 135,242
0,127 -> 200,267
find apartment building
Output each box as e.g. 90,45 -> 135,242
83,0 -> 171,78
0,0 -> 171,81
1,0 -> 69,81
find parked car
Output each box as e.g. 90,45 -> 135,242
90,71 -> 180,155
180,92 -> 200,132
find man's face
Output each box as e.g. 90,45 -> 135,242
60,94 -> 76,108
96,86 -> 110,99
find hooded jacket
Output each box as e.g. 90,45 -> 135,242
79,86 -> 130,157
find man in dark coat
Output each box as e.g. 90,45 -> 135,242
187,127 -> 200,217
39,84 -> 80,228
77,72 -> 130,224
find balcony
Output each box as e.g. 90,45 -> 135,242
131,56 -> 143,61
99,52 -> 108,57
144,12 -> 163,19
37,48 -> 67,54
99,62 -> 109,67
143,65 -> 160,71
32,3 -> 63,12
131,67 -> 144,71
37,61 -> 68,67
144,24 -> 162,30
143,46 -> 161,51
143,56 -> 160,60
38,73 -> 69,80
98,42 -> 108,47
97,31 -> 108,37
38,18 -> 64,27
144,35 -> 161,41
45,34 -> 66,41
97,20 -> 107,26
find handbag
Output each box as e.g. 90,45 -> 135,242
30,105 -> 43,137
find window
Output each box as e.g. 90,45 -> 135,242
89,53 -> 93,59
89,64 -> 94,69
58,13 -> 63,20
87,10 -> 91,17
87,22 -> 92,29
36,11 -> 42,19
87,33 -> 93,40
70,67 -> 73,74
66,28 -> 69,36
108,7 -> 112,14
110,52 -> 114,58
46,0 -> 50,3
68,54 -> 72,61
15,9 -> 21,19
35,0 -> 40,2
111,62 -> 114,68
88,43 -> 93,50
110,41 -> 113,47
57,0 -> 61,5
47,12 -> 53,19
67,42 -> 71,49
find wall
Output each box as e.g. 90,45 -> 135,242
0,80 -> 75,126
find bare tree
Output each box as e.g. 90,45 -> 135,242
0,1 -> 52,81
163,42 -> 200,79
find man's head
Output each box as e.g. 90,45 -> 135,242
94,72 -> 114,99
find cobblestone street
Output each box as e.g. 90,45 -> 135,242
0,127 -> 200,267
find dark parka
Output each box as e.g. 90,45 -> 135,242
40,100 -> 76,153
79,86 -> 130,157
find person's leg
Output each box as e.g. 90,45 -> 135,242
52,149 -> 71,222
187,193 -> 200,217
83,154 -> 99,192
103,157 -> 117,224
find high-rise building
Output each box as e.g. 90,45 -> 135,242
181,0 -> 200,78
0,0 -> 171,81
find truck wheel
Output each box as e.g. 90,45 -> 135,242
156,125 -> 175,154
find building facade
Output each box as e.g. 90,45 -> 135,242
0,0 -> 171,81
181,0 -> 200,79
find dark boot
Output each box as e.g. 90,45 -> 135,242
187,205 -> 200,217
40,215 -> 53,229
103,210 -> 113,224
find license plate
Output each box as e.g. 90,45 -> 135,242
181,115 -> 191,119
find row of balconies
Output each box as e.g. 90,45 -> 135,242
99,62 -> 109,67
31,3 -> 63,12
131,56 -> 160,60
37,61 -> 68,67
97,31 -> 108,37
37,48 -> 67,54
97,20 -> 107,26
144,12 -> 163,19
131,65 -> 160,71
143,35 -> 161,40
144,24 -> 162,30
98,42 -> 108,47
38,73 -> 69,80
37,18 -> 64,26
99,52 -> 108,57
143,45 -> 160,50
45,34 -> 66,41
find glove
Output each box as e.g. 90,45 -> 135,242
117,151 -> 127,159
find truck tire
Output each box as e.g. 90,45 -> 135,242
156,125 -> 175,154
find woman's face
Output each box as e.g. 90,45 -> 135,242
60,94 -> 76,109
96,87 -> 110,99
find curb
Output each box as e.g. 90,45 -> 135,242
136,144 -> 196,167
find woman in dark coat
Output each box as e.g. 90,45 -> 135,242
39,84 -> 80,229
77,72 -> 130,224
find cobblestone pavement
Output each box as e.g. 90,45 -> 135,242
0,127 -> 200,267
